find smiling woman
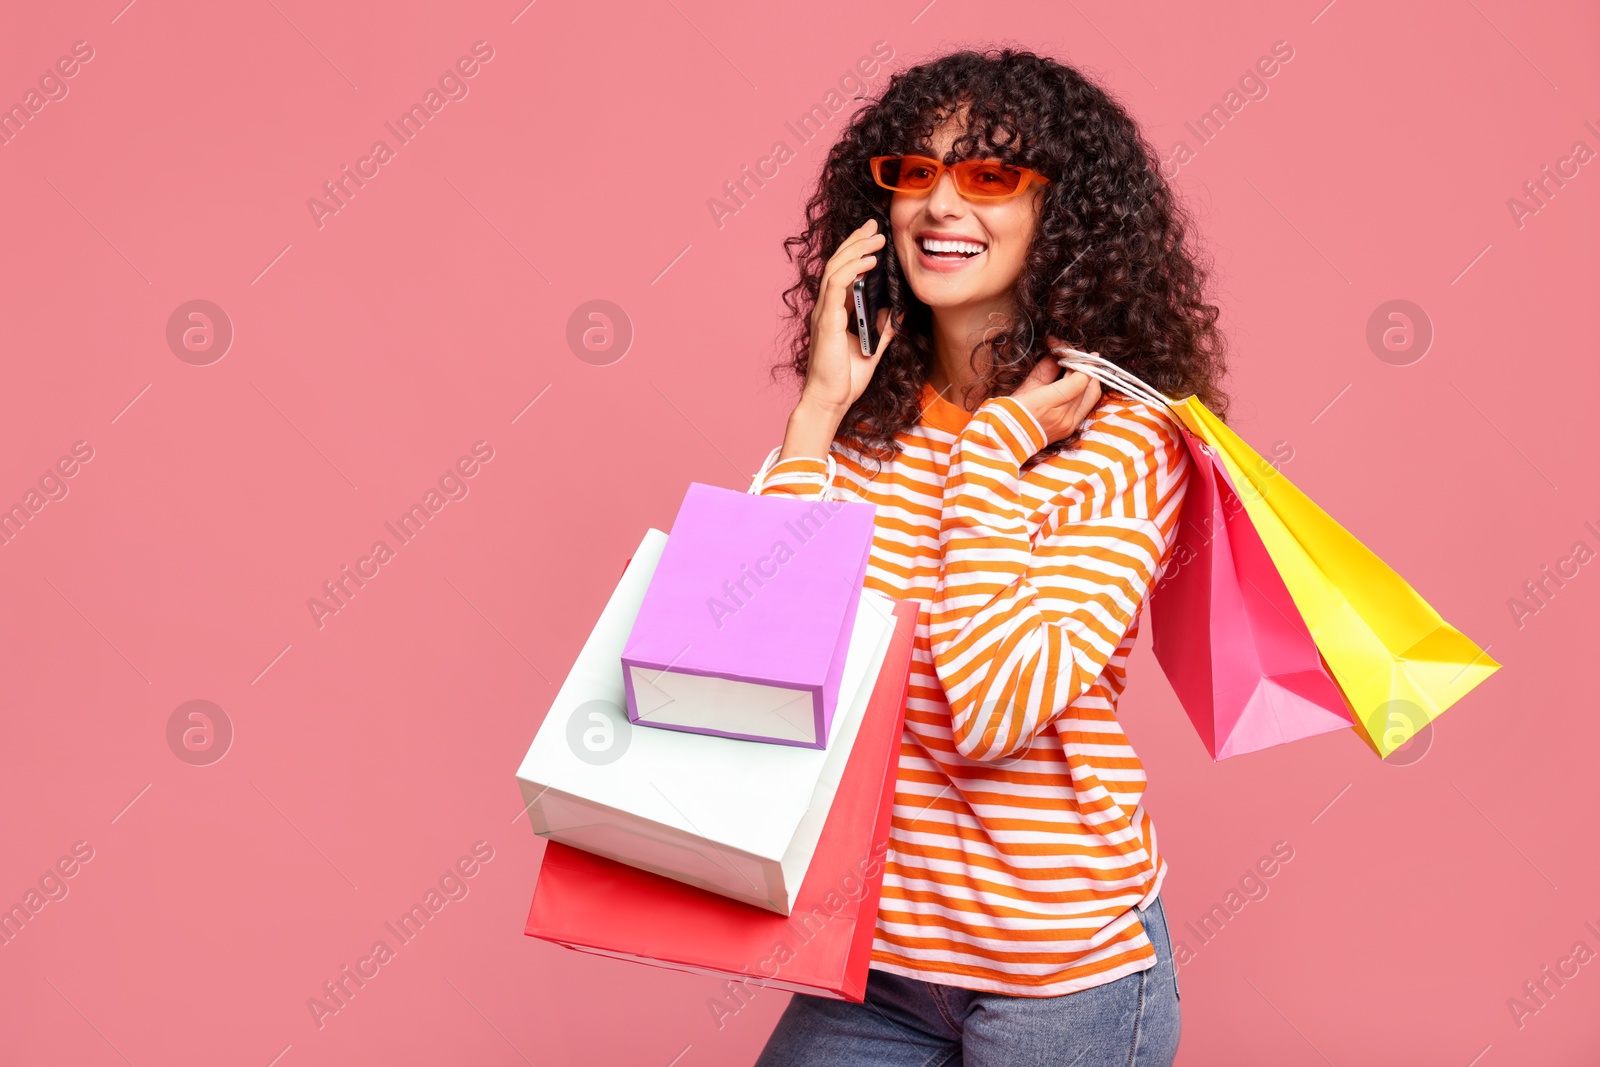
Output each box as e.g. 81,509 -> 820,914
748,47 -> 1232,1067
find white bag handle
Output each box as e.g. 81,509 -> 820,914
1049,347 -> 1220,460
1049,347 -> 1179,416
748,444 -> 840,501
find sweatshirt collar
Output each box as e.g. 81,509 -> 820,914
919,381 -> 974,434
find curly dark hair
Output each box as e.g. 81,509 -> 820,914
775,47 -> 1230,467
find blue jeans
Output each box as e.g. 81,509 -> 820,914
755,895 -> 1181,1067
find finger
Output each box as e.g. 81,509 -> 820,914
1074,380 -> 1103,424
1018,357 -> 1061,392
827,227 -> 888,271
820,239 -> 884,299
1043,368 -> 1095,404
817,253 -> 880,323
834,217 -> 878,248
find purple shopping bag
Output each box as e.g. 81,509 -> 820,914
1148,427 -> 1353,759
621,482 -> 878,749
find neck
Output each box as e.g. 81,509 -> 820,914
925,297 -> 1016,412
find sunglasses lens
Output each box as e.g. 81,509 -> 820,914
879,156 -> 940,191
955,161 -> 1025,198
874,156 -> 1038,198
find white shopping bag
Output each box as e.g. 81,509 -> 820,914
515,527 -> 896,915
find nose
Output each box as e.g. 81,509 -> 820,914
924,165 -> 967,218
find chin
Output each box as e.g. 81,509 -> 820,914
908,279 -> 1001,310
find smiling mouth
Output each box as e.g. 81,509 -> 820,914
918,236 -> 987,259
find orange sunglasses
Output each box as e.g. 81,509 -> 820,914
870,154 -> 1050,201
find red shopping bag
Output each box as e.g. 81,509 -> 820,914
1148,424 -> 1353,758
524,596 -> 917,1002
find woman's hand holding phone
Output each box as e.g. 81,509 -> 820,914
779,219 -> 896,464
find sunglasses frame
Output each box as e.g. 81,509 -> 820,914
869,154 -> 1051,202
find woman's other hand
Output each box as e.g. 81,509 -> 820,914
1009,344 -> 1103,446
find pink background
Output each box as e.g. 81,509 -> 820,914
1,1 -> 1595,1064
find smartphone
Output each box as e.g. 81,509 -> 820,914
847,230 -> 892,356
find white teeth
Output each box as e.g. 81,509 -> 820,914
920,237 -> 986,255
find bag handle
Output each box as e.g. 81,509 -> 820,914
1049,347 -> 1178,414
748,444 -> 841,501
1050,347 -> 1219,459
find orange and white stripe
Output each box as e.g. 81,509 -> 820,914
751,382 -> 1191,996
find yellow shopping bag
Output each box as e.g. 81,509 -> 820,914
1172,400 -> 1498,757
1057,350 -> 1500,758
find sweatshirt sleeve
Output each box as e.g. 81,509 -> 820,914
928,394 -> 1191,762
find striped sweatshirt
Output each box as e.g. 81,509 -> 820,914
748,381 -> 1192,997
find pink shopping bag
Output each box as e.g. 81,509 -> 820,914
1148,424 -> 1354,759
